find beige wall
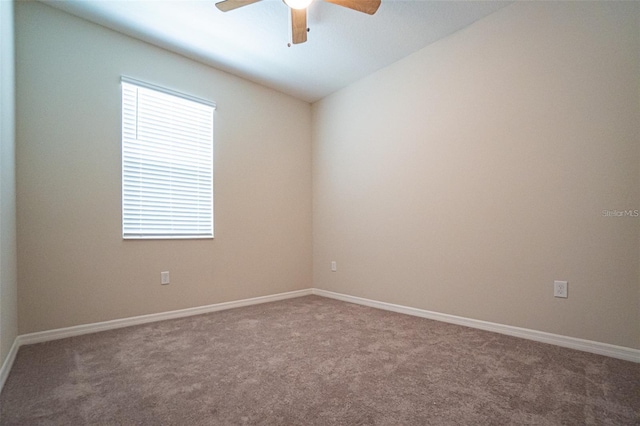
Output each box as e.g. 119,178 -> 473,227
312,2 -> 640,349
16,2 -> 312,334
1,0 -> 18,365
11,1 -> 640,351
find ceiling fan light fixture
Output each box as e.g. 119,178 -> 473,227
284,0 -> 313,10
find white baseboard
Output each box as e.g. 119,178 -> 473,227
312,288 -> 640,363
2,286 -> 637,396
18,288 -> 312,346
0,288 -> 312,394
0,337 -> 19,393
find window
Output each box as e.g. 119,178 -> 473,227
121,77 -> 215,239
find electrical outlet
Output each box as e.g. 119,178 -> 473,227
331,261 -> 337,272
161,271 -> 170,285
554,280 -> 567,298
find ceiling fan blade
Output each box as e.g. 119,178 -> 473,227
291,8 -> 307,44
323,0 -> 380,15
215,0 -> 262,12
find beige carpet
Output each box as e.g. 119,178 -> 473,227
1,295 -> 638,425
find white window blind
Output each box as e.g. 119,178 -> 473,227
121,78 -> 215,239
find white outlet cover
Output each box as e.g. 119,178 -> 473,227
161,271 -> 170,285
554,280 -> 568,298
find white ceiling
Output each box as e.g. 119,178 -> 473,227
45,0 -> 511,103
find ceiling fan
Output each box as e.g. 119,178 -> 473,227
214,0 -> 381,45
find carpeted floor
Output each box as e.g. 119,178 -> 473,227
1,295 -> 638,425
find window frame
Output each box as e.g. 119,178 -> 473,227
121,77 -> 216,240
